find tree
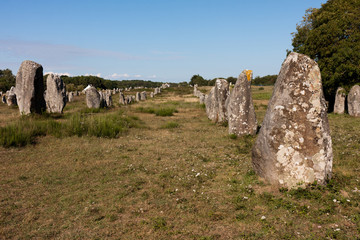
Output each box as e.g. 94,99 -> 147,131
291,0 -> 360,107
0,69 -> 16,92
189,74 -> 208,86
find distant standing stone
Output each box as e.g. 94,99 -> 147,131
85,86 -> 101,108
7,86 -> 17,106
119,92 -> 126,105
2,94 -> 6,104
333,87 -> 346,114
68,92 -> 74,102
140,91 -> 146,101
135,92 -> 141,102
15,60 -> 46,114
348,85 -> 360,117
150,92 -> 154,98
227,70 -> 257,136
252,52 -> 333,188
199,93 -> 205,104
205,79 -> 229,123
105,92 -> 112,107
45,74 -> 67,113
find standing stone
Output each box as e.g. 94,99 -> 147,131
194,84 -> 198,96
199,93 -> 205,104
105,92 -> 112,107
85,86 -> 101,108
150,92 -> 154,98
126,96 -> 132,104
140,91 -> 146,101
227,70 -> 257,136
45,74 -> 67,113
7,87 -> 17,106
2,94 -> 6,104
135,92 -> 141,102
333,87 -> 346,114
68,92 -> 74,102
15,60 -> 46,114
252,52 -> 333,188
348,85 -> 360,117
205,79 -> 229,123
119,92 -> 127,105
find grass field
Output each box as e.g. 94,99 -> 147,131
0,86 -> 360,239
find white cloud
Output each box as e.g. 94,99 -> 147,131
44,71 -> 71,76
148,75 -> 157,79
134,74 -> 142,78
84,73 -> 102,77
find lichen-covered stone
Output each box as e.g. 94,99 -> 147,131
45,74 -> 66,113
333,87 -> 346,114
348,85 -> 360,117
150,92 -> 154,98
205,79 -> 229,123
252,52 -> 333,188
227,70 -> 257,136
199,93 -> 205,104
15,60 -> 46,114
85,86 -> 101,108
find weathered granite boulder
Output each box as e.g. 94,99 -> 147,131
7,87 -> 17,106
126,96 -> 132,104
150,92 -> 154,98
227,70 -> 257,136
348,85 -> 360,117
333,87 -> 346,114
252,52 -> 333,188
135,92 -> 141,102
205,79 -> 229,123
15,60 -> 46,114
140,91 -> 146,101
45,74 -> 67,113
119,92 -> 126,105
85,86 -> 101,108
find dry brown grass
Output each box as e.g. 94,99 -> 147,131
0,86 -> 360,239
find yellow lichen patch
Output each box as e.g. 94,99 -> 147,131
246,70 -> 253,81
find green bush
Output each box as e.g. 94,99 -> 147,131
155,107 -> 177,116
161,121 -> 179,129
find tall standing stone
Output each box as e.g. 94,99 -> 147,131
6,87 -> 17,106
150,92 -> 154,98
252,52 -> 333,188
348,85 -> 360,117
45,74 -> 67,113
15,60 -> 46,114
205,79 -> 229,123
85,86 -> 101,108
199,93 -> 205,104
333,87 -> 346,114
227,70 -> 257,136
2,95 -> 6,104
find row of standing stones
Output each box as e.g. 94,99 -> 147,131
194,52 -> 358,188
0,60 -> 168,114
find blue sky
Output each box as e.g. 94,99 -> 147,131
0,0 -> 326,82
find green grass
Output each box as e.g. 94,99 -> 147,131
0,110 -> 141,147
136,105 -> 178,116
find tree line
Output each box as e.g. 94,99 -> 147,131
0,71 -> 166,92
189,74 -> 277,86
